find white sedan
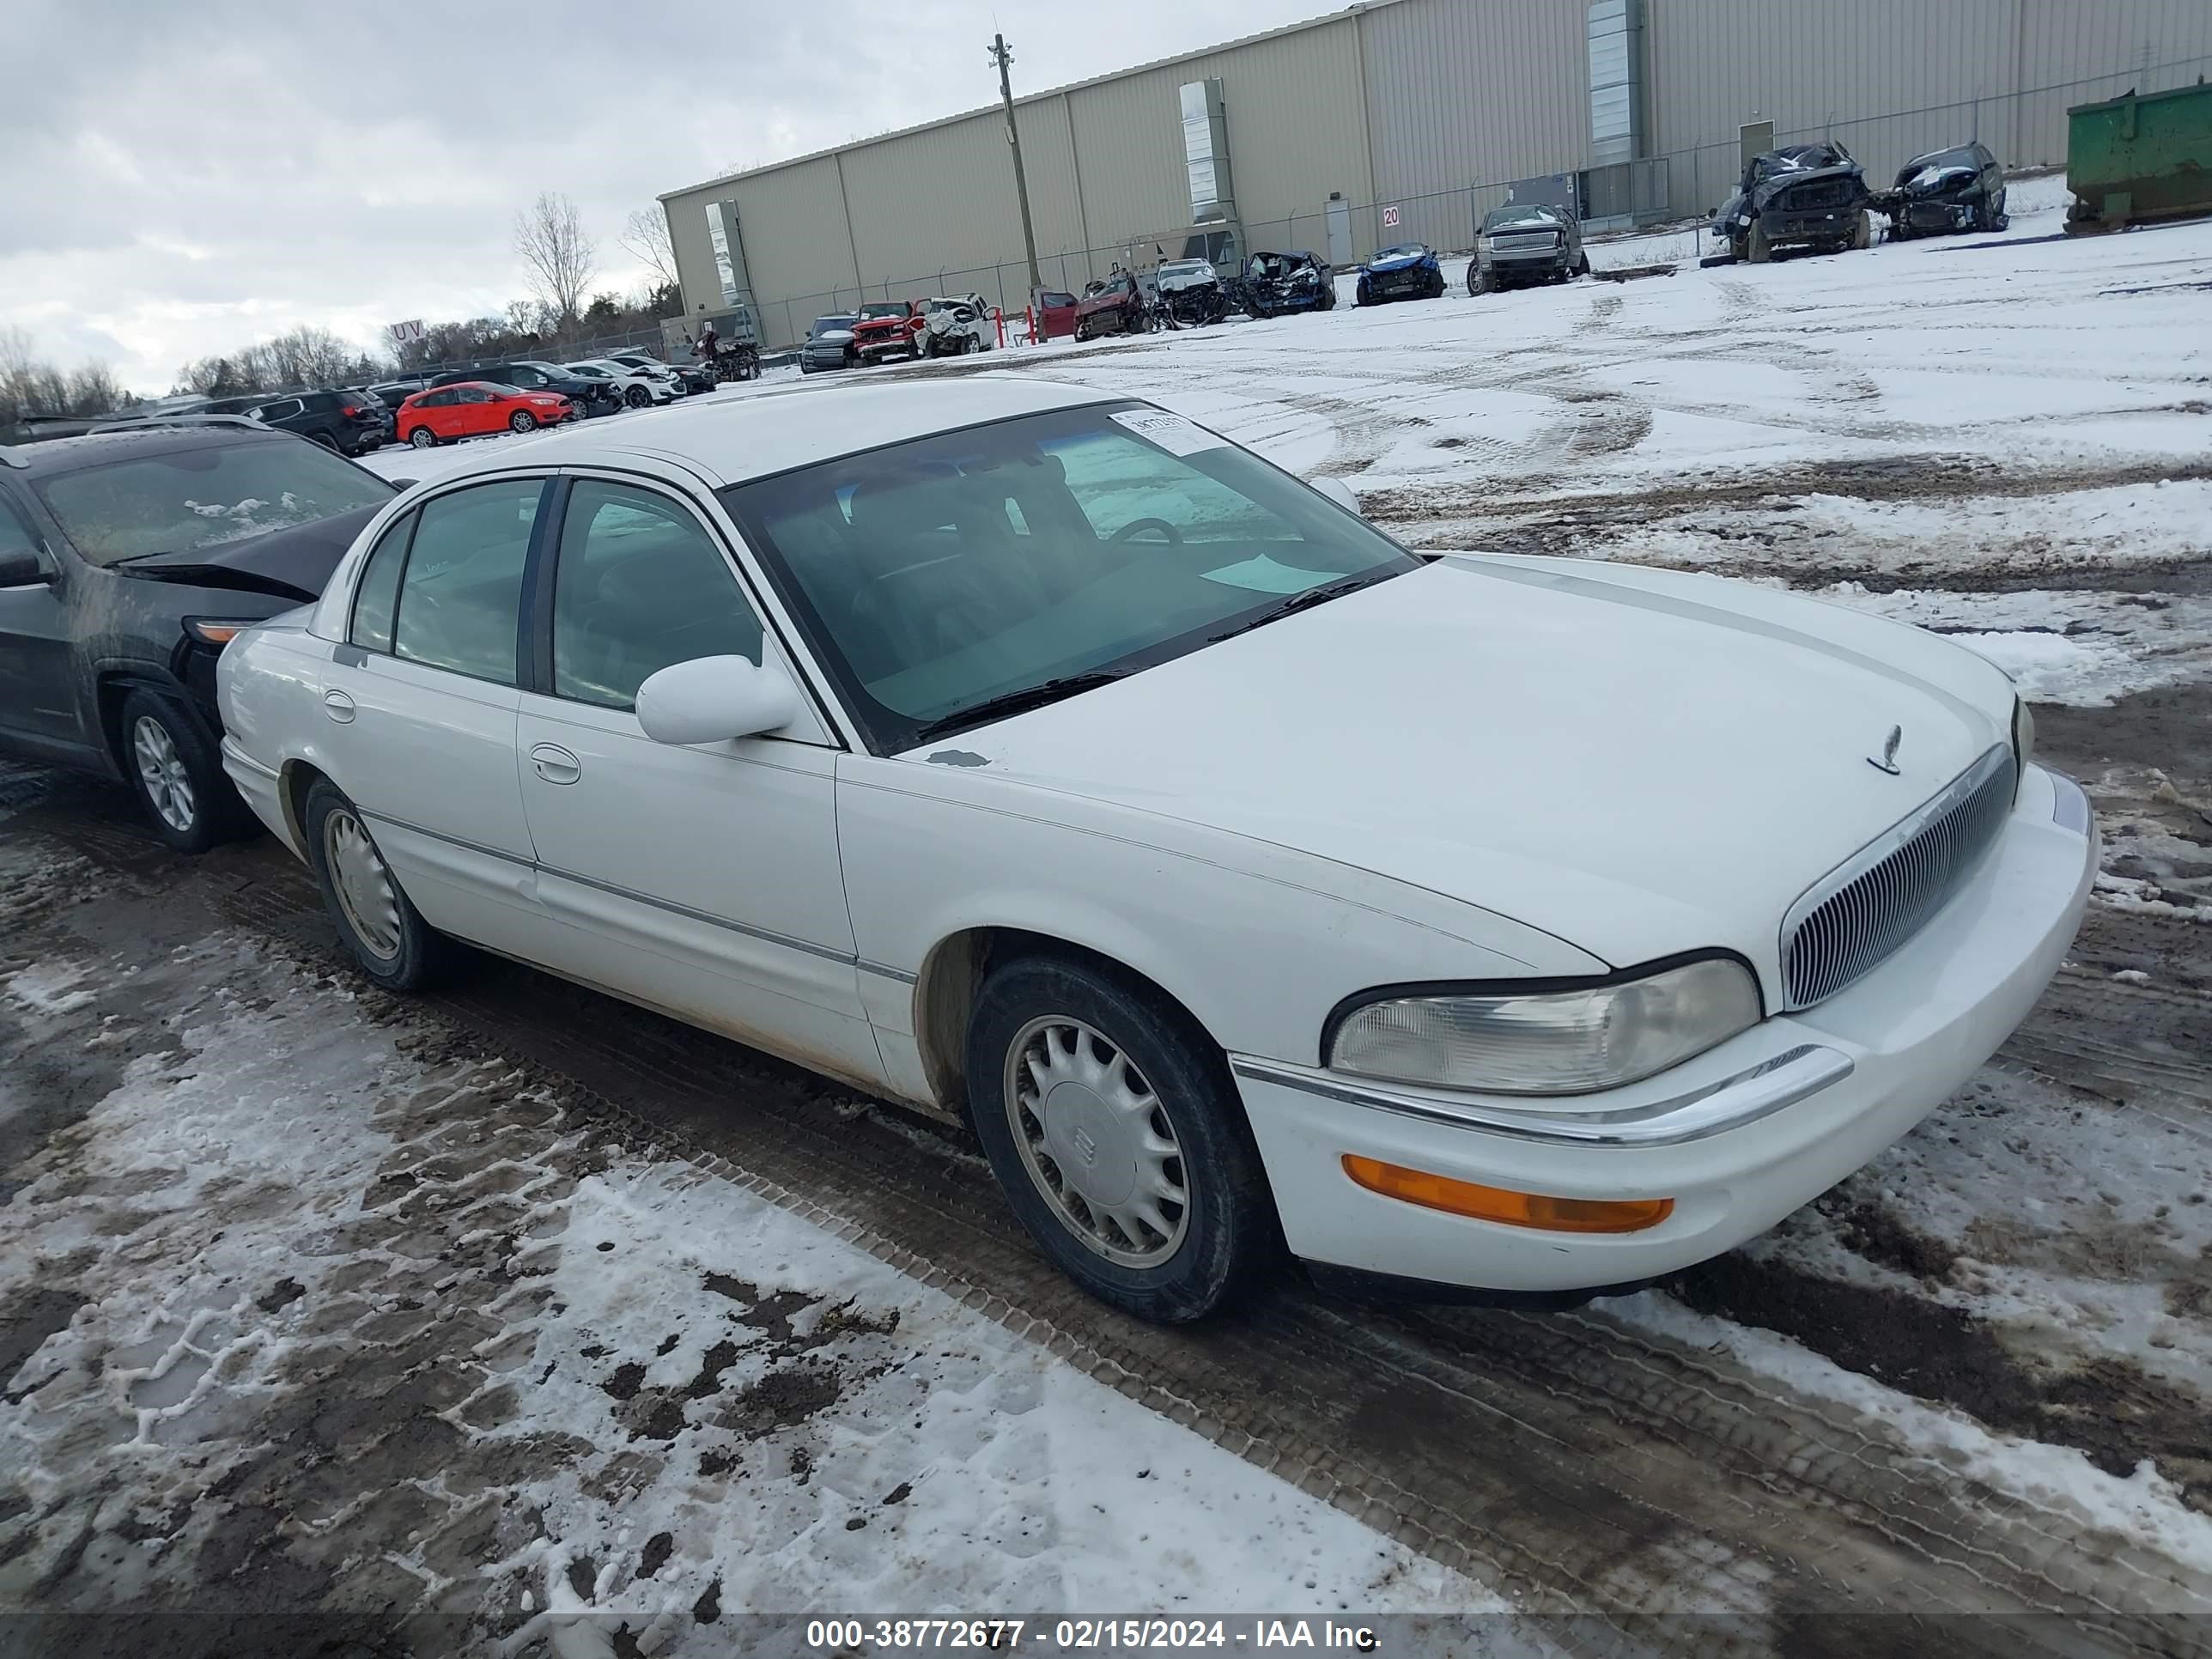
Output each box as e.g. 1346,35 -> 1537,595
216,377 -> 2095,1322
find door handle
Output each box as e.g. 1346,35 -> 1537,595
530,743 -> 581,785
322,689 -> 356,722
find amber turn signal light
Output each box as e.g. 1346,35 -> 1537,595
1340,1155 -> 1674,1234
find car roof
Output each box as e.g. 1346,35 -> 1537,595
404,374 -> 1123,488
0,422 -> 300,478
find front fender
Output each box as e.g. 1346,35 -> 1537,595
834,757 -> 1607,1082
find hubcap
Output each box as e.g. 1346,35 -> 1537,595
131,715 -> 196,833
324,809 -> 402,961
410,428 -> 433,447
1004,1017 -> 1189,1268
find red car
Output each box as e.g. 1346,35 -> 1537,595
1073,273 -> 1150,341
1030,288 -> 1079,340
395,381 -> 574,448
850,300 -> 924,365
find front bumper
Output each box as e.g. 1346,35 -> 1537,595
1760,205 -> 1863,244
1231,765 -> 2097,1294
1364,270 -> 1433,297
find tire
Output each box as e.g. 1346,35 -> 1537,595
406,425 -> 435,448
118,690 -> 252,854
1848,210 -> 1872,252
1469,264 -> 1493,295
302,778 -> 454,993
1747,221 -> 1774,264
311,432 -> 340,453
508,410 -> 537,434
965,952 -> 1279,1323
1573,253 -> 1591,278
1427,272 -> 1445,299
1355,279 -> 1372,307
624,385 -> 651,409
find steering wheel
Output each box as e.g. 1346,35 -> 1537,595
1110,517 -> 1182,545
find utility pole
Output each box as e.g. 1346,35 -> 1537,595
990,33 -> 1042,301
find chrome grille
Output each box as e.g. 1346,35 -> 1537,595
1492,230 -> 1561,253
1780,746 -> 2015,1010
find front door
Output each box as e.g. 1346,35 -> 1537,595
0,492 -> 88,757
513,475 -> 881,1087
315,475 -> 550,957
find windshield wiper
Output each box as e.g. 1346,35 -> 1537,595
909,670 -> 1130,744
1206,572 -> 1389,644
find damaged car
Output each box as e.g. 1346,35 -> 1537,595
1357,243 -> 1445,305
0,417 -> 399,849
850,300 -> 924,366
1153,258 -> 1231,327
1468,206 -> 1587,293
1714,143 -> 1873,263
1074,273 -> 1152,341
1876,142 -> 2009,240
914,295 -> 997,358
1237,250 -> 1336,318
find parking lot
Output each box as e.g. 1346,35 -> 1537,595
7,171 -> 2212,1658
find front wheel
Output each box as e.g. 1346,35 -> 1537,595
1747,221 -> 1774,263
508,410 -> 537,434
966,954 -> 1279,1322
624,385 -> 651,409
120,690 -> 251,854
303,779 -> 453,992
1848,209 -> 1872,252
406,425 -> 436,448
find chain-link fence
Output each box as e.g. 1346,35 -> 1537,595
741,52 -> 2212,351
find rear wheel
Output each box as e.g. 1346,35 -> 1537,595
406,425 -> 435,448
508,410 -> 537,434
966,953 -> 1278,1323
303,779 -> 454,992
311,432 -> 340,453
120,690 -> 252,854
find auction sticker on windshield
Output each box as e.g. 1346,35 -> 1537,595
1109,409 -> 1228,457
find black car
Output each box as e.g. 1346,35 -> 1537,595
202,388 -> 387,456
1879,142 -> 2009,239
1713,143 -> 1873,263
431,360 -> 618,416
798,315 -> 860,374
0,420 -> 399,849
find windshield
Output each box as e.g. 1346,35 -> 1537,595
719,399 -> 1417,751
856,303 -> 908,319
1483,205 -> 1562,230
36,439 -> 392,566
811,316 -> 856,336
1372,245 -> 1425,261
1905,148 -> 1978,179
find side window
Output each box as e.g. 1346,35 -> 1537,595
392,479 -> 542,683
0,497 -> 42,566
551,481 -> 763,711
349,512 -> 413,651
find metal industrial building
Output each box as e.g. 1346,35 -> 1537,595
661,0 -> 2212,348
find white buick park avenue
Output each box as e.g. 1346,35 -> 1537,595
217,377 -> 2096,1322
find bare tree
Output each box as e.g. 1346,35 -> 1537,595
2,326 -> 131,424
619,208 -> 678,293
514,191 -> 598,327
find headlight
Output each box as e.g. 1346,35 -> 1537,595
2011,696 -> 2035,786
1326,956 -> 1762,1096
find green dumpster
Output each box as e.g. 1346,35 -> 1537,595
2065,78 -> 2212,233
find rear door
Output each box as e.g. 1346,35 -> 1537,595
316,475 -> 555,958
512,471 -> 882,1086
0,489 -> 87,756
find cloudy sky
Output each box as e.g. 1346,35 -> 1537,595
4,0 -> 1315,395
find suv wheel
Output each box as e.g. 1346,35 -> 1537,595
407,426 -> 436,448
120,690 -> 251,854
966,953 -> 1279,1322
624,385 -> 651,409
303,779 -> 454,992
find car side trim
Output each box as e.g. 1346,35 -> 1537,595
356,806 -> 911,980
1227,1043 -> 1854,1147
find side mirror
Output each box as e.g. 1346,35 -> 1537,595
1310,476 -> 1364,518
0,549 -> 49,587
635,655 -> 799,744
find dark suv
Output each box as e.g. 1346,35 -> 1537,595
432,360 -> 617,416
1714,143 -> 1873,263
204,388 -> 388,456
0,420 -> 398,848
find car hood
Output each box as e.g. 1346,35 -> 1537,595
1366,252 -> 1431,271
1753,163 -> 1864,206
852,317 -> 907,333
118,501 -> 390,604
909,556 -> 2013,985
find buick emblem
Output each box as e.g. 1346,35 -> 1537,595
1867,725 -> 1903,775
